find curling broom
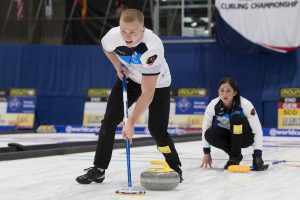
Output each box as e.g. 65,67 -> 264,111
115,75 -> 146,196
228,160 -> 287,172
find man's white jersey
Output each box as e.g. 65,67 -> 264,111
202,96 -> 263,150
101,27 -> 171,88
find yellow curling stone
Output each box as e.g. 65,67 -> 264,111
140,161 -> 180,190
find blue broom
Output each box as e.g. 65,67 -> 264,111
115,76 -> 146,196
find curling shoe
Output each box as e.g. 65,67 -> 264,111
76,166 -> 105,184
224,154 -> 243,169
169,164 -> 184,183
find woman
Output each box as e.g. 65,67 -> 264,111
201,77 -> 266,170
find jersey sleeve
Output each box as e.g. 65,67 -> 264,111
101,28 -> 118,52
242,99 -> 263,150
201,99 -> 216,149
140,49 -> 164,75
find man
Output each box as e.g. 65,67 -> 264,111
76,9 -> 183,184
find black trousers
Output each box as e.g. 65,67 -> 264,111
205,114 -> 254,157
94,78 -> 181,169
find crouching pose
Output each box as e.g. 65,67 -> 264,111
201,77 -> 266,170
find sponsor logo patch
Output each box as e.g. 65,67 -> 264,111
250,108 -> 256,116
146,54 -> 158,65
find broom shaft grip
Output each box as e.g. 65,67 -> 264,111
122,76 -> 132,188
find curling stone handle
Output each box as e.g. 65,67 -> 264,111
150,161 -> 171,170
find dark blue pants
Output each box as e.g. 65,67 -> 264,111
205,114 -> 254,157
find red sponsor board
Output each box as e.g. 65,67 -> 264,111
278,103 -> 300,109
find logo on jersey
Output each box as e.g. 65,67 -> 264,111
146,54 -> 158,65
250,108 -> 256,116
115,49 -> 126,55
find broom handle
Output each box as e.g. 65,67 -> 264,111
122,75 -> 132,188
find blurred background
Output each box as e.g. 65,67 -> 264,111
0,0 -> 215,44
0,0 -> 299,135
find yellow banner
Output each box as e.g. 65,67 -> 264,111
0,113 -> 35,128
83,114 -> 104,126
87,89 -> 111,97
10,88 -> 36,96
169,115 -> 203,127
178,88 -> 207,97
281,109 -> 300,115
278,109 -> 300,129
280,88 -> 300,97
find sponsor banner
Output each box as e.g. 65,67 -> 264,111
0,101 -> 7,114
278,110 -> 300,128
177,88 -> 208,97
0,89 -> 8,114
54,125 -> 146,134
0,97 -> 7,102
278,89 -> 300,129
83,114 -> 104,126
86,97 -> 108,102
0,113 -> 35,128
0,88 -> 36,129
136,126 -> 202,135
55,125 -> 101,134
83,88 -> 111,126
279,88 -> 300,98
169,115 -> 204,128
278,102 -> 300,109
36,125 -> 57,133
176,97 -> 207,114
87,88 -> 110,98
0,89 -> 8,97
264,128 -> 300,137
0,125 -> 15,131
6,97 -> 36,113
278,109 -> 300,115
54,125 -> 200,135
83,101 -> 106,126
216,0 -> 300,52
83,88 -> 207,132
9,88 -> 36,96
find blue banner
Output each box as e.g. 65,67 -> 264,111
53,125 -> 200,135
263,128 -> 300,137
175,97 -> 207,114
6,97 -> 36,113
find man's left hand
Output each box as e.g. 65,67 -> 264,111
122,123 -> 134,144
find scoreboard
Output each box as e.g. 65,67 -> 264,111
278,88 -> 300,129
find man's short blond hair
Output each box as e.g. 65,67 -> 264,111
120,9 -> 144,25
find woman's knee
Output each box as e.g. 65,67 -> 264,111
204,128 -> 216,144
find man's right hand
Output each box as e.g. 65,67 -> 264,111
201,154 -> 212,168
117,66 -> 129,80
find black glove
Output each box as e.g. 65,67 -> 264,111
252,149 -> 265,171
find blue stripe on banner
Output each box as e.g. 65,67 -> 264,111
54,125 -> 201,135
0,126 -> 16,131
54,125 -> 148,134
263,128 -> 300,137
